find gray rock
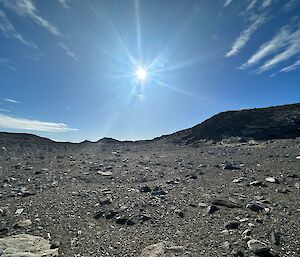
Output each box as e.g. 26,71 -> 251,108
224,220 -> 240,229
212,199 -> 241,208
139,241 -> 184,257
265,177 -> 279,183
247,239 -> 270,254
271,230 -> 280,245
247,203 -> 264,212
207,205 -> 219,214
0,234 -> 58,257
13,219 -> 32,229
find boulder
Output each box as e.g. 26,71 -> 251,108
0,234 -> 59,257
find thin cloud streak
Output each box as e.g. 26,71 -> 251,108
4,98 -> 20,104
58,42 -> 78,60
1,0 -> 62,36
0,57 -> 16,70
223,0 -> 233,7
279,59 -> 300,73
226,15 -> 266,57
0,9 -> 37,48
58,0 -> 70,9
0,113 -> 77,132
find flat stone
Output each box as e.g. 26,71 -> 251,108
14,219 -> 32,229
0,234 -> 58,257
139,241 -> 184,257
247,239 -> 270,254
211,199 -> 241,208
265,177 -> 279,183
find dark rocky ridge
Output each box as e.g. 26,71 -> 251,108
161,103 -> 300,144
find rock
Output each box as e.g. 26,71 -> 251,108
97,171 -> 113,176
223,164 -> 240,170
247,203 -> 264,212
140,185 -> 151,193
14,219 -> 32,229
0,234 -> 59,257
139,213 -> 152,222
94,211 -> 105,219
271,230 -> 280,245
115,217 -> 135,226
50,241 -> 60,249
295,182 -> 300,189
249,180 -> 266,187
231,249 -> 244,256
211,199 -> 241,208
0,227 -> 8,235
247,239 -> 270,254
99,198 -> 112,206
151,186 -> 167,196
265,177 -> 279,183
139,241 -> 184,257
207,205 -> 219,214
232,177 -> 244,183
15,208 -> 24,215
174,209 -> 184,218
224,221 -> 240,229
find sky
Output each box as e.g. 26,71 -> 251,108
0,0 -> 300,142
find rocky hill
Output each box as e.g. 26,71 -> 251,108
162,103 -> 300,144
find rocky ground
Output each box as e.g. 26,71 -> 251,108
0,134 -> 299,257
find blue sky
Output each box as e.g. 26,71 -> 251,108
0,0 -> 300,142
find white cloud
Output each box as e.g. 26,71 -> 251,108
261,0 -> 273,9
0,9 -> 37,48
226,15 -> 266,57
256,26 -> 300,73
0,113 -> 77,132
278,59 -> 300,73
58,42 -> 78,60
246,0 -> 258,11
240,25 -> 292,69
4,98 -> 20,104
1,0 -> 62,36
58,0 -> 70,9
223,0 -> 233,7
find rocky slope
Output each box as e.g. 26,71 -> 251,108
162,103 -> 300,144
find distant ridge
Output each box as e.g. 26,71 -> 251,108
1,103 -> 300,146
161,103 -> 300,144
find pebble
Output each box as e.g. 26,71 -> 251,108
15,208 -> 24,215
14,219 -> 32,229
207,205 -> 219,214
247,203 -> 264,212
265,177 -> 279,183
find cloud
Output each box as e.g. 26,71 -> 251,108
58,42 -> 78,60
0,9 -> 37,48
278,59 -> 300,73
4,98 -> 20,103
1,0 -> 62,36
246,0 -> 258,11
240,25 -> 293,69
225,15 -> 266,57
256,25 -> 300,73
58,0 -> 70,9
223,0 -> 233,7
284,0 -> 300,12
0,113 -> 77,132
0,108 -> 10,112
261,0 -> 273,9
0,57 -> 16,70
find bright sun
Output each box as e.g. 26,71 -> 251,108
135,66 -> 147,81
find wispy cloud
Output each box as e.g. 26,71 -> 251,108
252,24 -> 300,73
225,15 -> 266,57
278,59 -> 300,73
246,0 -> 258,11
58,0 -> 70,9
284,0 -> 300,12
240,25 -> 293,69
0,9 -> 37,48
0,57 -> 16,70
58,42 -> 78,60
4,98 -> 20,104
1,0 -> 62,36
223,0 -> 234,7
0,113 -> 77,132
0,108 -> 10,112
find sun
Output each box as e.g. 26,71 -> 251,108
135,66 -> 147,82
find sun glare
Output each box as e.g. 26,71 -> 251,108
135,66 -> 147,82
